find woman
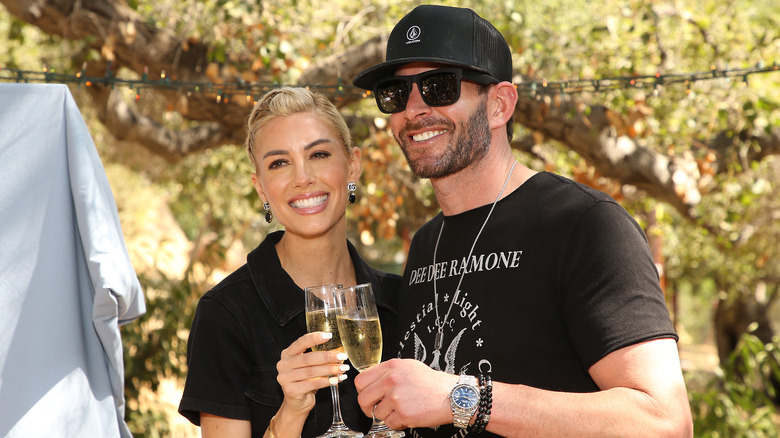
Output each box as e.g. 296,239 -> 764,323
178,87 -> 400,437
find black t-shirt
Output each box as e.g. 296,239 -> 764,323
179,231 -> 401,437
396,172 -> 677,438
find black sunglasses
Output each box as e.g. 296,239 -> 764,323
373,68 -> 499,114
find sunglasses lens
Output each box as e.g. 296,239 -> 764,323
376,79 -> 411,113
419,72 -> 460,106
374,70 -> 463,113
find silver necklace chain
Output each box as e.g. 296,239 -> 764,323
432,161 -> 518,353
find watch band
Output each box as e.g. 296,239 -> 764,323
449,374 -> 480,429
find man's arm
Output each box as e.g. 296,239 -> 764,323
356,338 -> 692,437
487,338 -> 692,437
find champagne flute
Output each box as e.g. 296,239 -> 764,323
305,284 -> 364,438
336,283 -> 405,438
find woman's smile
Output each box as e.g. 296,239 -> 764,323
289,193 -> 329,210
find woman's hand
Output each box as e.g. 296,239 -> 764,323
276,331 -> 350,415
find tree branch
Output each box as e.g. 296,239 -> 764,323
298,36 -> 384,108
513,94 -> 701,218
3,0 -> 777,220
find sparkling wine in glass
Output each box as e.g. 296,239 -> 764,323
305,284 -> 363,438
336,284 -> 404,438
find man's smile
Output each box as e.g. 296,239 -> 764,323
412,129 -> 449,142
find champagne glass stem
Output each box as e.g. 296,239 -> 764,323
370,417 -> 392,433
321,380 -> 362,437
326,382 -> 350,431
367,404 -> 404,437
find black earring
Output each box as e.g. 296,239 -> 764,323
348,182 -> 357,204
263,202 -> 273,223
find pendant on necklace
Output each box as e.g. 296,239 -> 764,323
434,328 -> 445,351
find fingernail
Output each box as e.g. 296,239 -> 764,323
336,352 -> 348,361
329,376 -> 339,385
340,364 -> 350,372
339,374 -> 348,381
321,332 -> 333,340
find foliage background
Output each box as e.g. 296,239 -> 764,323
2,0 -> 780,436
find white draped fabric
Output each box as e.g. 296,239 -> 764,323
0,84 -> 146,437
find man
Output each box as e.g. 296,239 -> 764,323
351,5 -> 693,438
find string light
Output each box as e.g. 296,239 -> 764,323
1,63 -> 777,102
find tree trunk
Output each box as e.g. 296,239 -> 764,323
713,285 -> 779,404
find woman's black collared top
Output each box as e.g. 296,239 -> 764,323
179,230 -> 400,437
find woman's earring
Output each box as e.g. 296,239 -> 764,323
347,182 -> 357,204
263,202 -> 273,223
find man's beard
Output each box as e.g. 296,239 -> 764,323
396,97 -> 491,179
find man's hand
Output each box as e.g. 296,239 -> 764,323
354,358 -> 460,430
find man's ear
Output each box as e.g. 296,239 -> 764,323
488,82 -> 518,130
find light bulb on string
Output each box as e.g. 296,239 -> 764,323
686,76 -> 696,99
653,72 -> 663,96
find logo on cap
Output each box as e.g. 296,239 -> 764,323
406,25 -> 421,44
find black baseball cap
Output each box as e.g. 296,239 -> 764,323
353,5 -> 513,90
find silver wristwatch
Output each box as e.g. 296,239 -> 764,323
448,374 -> 480,429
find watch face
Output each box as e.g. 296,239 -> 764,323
452,385 -> 480,409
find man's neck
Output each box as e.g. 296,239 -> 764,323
430,148 -> 535,216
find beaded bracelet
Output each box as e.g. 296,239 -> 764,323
470,373 -> 492,434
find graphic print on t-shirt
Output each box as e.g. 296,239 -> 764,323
398,247 -> 524,374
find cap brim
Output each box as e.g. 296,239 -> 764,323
352,57 -> 493,90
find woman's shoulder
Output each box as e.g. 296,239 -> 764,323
372,267 -> 402,294
364,265 -> 401,314
371,266 -> 402,282
199,264 -> 254,306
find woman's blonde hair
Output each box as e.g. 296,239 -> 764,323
245,87 -> 352,169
